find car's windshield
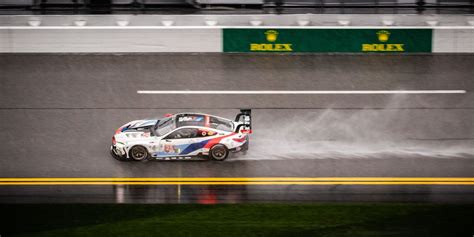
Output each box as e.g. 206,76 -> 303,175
154,117 -> 175,136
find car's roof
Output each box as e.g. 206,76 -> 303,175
173,112 -> 233,122
154,113 -> 235,134
173,125 -> 223,130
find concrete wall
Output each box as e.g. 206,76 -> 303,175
0,15 -> 472,53
2,27 -> 473,53
433,29 -> 474,53
0,29 -> 222,53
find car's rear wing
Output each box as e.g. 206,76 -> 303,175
234,109 -> 252,134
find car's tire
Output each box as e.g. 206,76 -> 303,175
209,144 -> 229,161
129,145 -> 150,161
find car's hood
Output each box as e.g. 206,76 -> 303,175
114,119 -> 159,143
116,130 -> 154,141
115,119 -> 158,133
127,119 -> 158,129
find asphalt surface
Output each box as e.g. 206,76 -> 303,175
0,54 -> 473,203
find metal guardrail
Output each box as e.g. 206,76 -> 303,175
0,0 -> 472,14
2,14 -> 473,27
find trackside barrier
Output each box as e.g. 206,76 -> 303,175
223,28 -> 433,53
0,28 -> 222,53
0,27 -> 472,53
433,29 -> 474,53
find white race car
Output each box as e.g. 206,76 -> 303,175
110,109 -> 251,161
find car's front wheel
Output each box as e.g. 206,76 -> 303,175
129,145 -> 149,161
209,144 -> 229,161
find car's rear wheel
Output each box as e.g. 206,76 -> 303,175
129,145 -> 149,161
209,144 -> 228,161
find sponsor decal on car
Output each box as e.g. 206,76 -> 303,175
178,116 -> 204,122
164,144 -> 181,154
155,156 -> 193,160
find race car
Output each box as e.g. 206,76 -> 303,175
110,109 -> 251,161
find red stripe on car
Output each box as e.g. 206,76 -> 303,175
203,133 -> 235,149
232,136 -> 247,143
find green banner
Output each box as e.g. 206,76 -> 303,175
223,29 -> 432,53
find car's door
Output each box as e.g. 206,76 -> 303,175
156,128 -> 198,157
192,128 -> 223,153
194,128 -> 219,143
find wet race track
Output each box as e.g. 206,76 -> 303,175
0,54 -> 473,203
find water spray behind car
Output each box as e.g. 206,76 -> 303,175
237,95 -> 474,161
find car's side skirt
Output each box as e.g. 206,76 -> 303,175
152,155 -> 207,161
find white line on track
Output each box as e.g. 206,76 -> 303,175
137,90 -> 466,95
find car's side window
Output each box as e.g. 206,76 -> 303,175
165,128 -> 198,140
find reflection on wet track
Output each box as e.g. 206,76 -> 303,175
2,183 -> 473,203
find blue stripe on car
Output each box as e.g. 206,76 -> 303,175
179,139 -> 211,155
